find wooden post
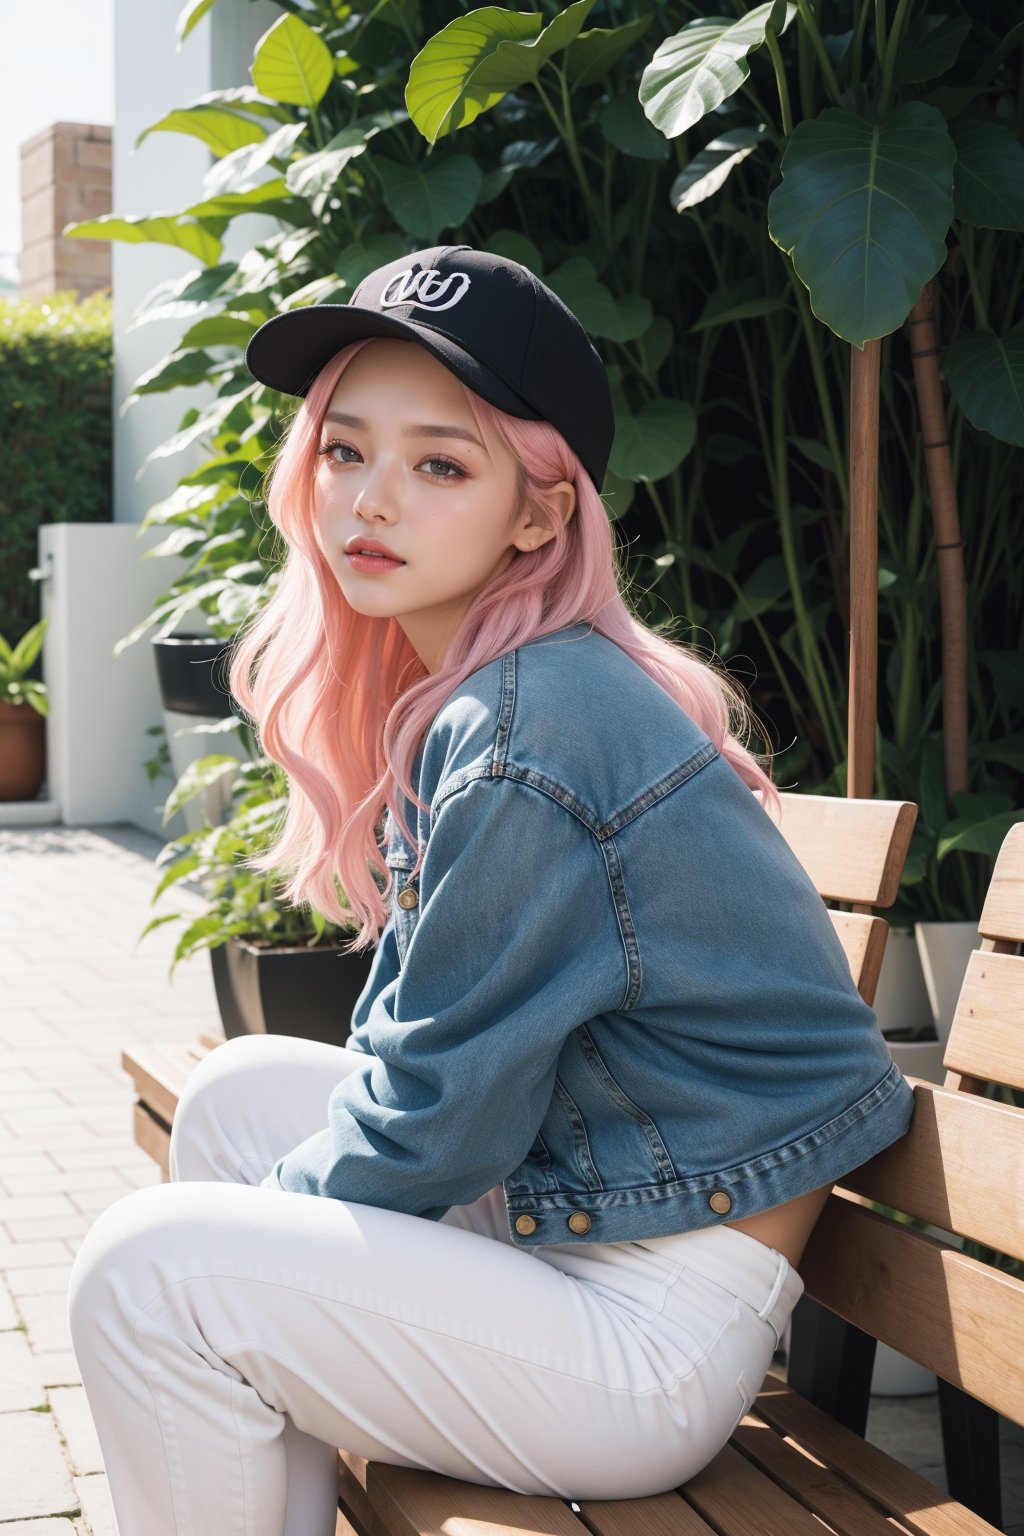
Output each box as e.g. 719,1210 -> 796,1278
907,280 -> 969,797
848,339 -> 881,801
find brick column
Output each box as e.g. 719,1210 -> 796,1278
20,122 -> 112,300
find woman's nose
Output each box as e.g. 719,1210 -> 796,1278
352,459 -> 400,520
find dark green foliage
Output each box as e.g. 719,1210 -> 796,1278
0,290 -> 112,645
68,0 -> 1023,924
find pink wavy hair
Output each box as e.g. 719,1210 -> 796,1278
229,335 -> 781,953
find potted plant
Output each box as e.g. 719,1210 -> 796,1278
0,619 -> 50,802
140,747 -> 374,1044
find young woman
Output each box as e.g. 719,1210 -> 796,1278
67,245 -> 914,1535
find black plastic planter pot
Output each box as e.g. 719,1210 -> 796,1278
209,937 -> 374,1046
153,633 -> 237,718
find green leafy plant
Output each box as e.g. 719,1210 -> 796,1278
139,744 -> 359,979
66,0 -> 1022,927
0,619 -> 50,716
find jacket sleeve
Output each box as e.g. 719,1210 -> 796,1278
343,914 -> 402,1057
260,776 -> 624,1217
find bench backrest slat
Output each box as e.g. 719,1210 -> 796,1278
800,1194 -> 1024,1425
776,794 -> 917,907
826,910 -> 888,1005
944,948 -> 1024,1090
975,823 -> 1024,944
841,1081 -> 1024,1262
803,819 -> 1024,1427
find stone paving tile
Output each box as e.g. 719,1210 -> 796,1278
3,1170 -> 133,1199
51,1386 -> 104,1476
0,1270 -> 19,1328
4,1216 -> 95,1244
18,1290 -> 75,1354
74,1476 -> 115,1536
4,1264 -> 75,1297
0,1240 -> 76,1269
0,1326 -> 49,1410
0,1411 -> 78,1521
36,1350 -> 85,1389
2,824 -> 218,1536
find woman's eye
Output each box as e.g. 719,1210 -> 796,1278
422,456 -> 466,481
316,439 -> 469,479
317,439 -> 362,460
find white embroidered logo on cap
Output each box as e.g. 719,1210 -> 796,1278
380,268 -> 470,312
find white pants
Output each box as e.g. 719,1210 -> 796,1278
67,1033 -> 804,1535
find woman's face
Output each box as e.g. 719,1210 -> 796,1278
312,338 -> 574,673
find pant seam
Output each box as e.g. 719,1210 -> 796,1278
134,1271 -> 738,1401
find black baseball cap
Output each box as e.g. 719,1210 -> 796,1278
244,244 -> 615,489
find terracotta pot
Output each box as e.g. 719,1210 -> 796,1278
0,699 -> 46,801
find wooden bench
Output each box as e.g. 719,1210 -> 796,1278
125,796 -> 1024,1536
341,821 -> 1024,1536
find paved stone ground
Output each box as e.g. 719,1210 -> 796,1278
0,821 -> 1020,1533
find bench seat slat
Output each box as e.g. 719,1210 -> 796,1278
731,1415 -> 913,1536
840,1080 -> 1024,1262
366,1460 -> 590,1535
575,1491 -> 716,1535
682,1441 -> 834,1535
753,1383 -> 1000,1536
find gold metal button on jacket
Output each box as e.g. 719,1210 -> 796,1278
515,1215 -> 537,1236
567,1211 -> 591,1235
708,1190 -> 733,1215
397,886 -> 419,910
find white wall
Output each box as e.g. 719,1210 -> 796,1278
39,522 -> 191,835
47,0 -> 282,833
112,0 -> 280,527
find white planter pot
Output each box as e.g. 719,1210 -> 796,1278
871,1341 -> 938,1397
914,921 -> 983,1050
871,927 -> 933,1040
885,1039 -> 947,1086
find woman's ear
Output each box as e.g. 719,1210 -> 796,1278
512,480 -> 577,553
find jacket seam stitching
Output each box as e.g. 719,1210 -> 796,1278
599,833 -> 642,1010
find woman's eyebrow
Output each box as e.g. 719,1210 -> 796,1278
324,410 -> 486,452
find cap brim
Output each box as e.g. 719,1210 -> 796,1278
244,306 -> 543,422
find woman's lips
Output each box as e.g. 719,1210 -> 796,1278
346,551 -> 406,572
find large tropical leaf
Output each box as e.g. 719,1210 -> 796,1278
372,153 -> 482,241
405,0 -> 598,145
950,119 -> 1024,231
609,397 -> 696,481
945,321 -> 1024,446
670,125 -> 767,212
566,12 -> 656,92
63,212 -> 224,266
137,106 -> 266,159
203,122 -> 307,198
767,102 -> 955,345
543,257 -> 652,342
251,14 -> 336,110
892,15 -> 971,85
600,96 -> 670,161
639,2 -> 792,140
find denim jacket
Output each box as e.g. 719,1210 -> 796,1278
263,622 -> 915,1245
